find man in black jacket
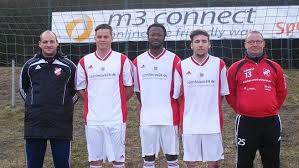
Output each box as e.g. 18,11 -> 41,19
19,30 -> 78,168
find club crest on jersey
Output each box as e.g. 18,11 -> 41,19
141,65 -> 145,68
101,67 -> 105,71
186,71 -> 191,75
263,68 -> 271,77
154,66 -> 158,70
88,65 -> 93,69
54,67 -> 62,76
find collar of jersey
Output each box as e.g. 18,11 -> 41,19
95,49 -> 112,61
191,55 -> 210,66
243,52 -> 269,65
148,48 -> 166,60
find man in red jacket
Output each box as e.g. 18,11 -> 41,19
226,31 -> 287,168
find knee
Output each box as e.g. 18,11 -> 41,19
165,154 -> 178,161
185,161 -> 197,168
208,161 -> 220,168
144,155 -> 155,161
90,160 -> 103,166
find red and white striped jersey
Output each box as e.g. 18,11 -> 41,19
76,50 -> 133,125
173,55 -> 229,134
133,49 -> 181,126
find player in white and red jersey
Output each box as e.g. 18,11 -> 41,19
76,24 -> 134,168
173,29 -> 229,168
133,23 -> 181,168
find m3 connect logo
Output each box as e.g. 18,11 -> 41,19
66,15 -> 93,42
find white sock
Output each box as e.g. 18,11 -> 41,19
167,159 -> 179,168
143,160 -> 155,168
113,163 -> 125,168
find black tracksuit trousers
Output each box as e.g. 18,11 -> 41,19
235,115 -> 281,168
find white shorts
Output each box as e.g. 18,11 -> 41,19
182,133 -> 224,162
140,125 -> 179,157
85,123 -> 126,162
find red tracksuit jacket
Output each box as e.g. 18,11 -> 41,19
226,54 -> 287,117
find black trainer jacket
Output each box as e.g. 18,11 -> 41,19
19,52 -> 79,140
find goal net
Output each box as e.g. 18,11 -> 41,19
0,0 -> 298,68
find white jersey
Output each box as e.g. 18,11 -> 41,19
173,55 -> 229,134
76,50 -> 133,125
133,49 -> 181,125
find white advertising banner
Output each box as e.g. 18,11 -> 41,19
52,6 -> 299,43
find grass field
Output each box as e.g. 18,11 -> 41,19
0,67 -> 298,168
